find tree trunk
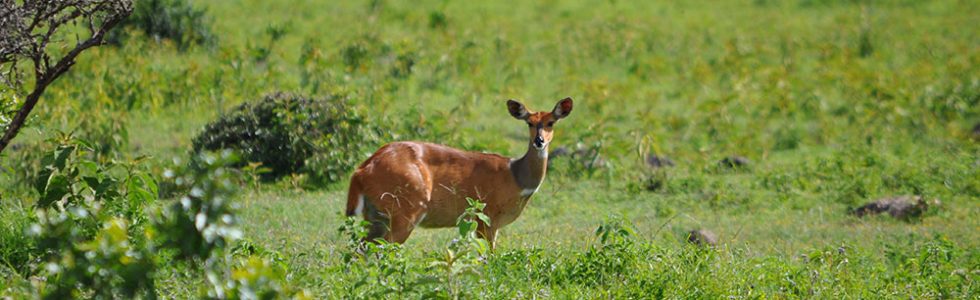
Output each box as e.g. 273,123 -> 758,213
0,82 -> 46,153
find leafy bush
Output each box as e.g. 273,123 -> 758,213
32,213 -> 157,300
31,137 -> 156,222
109,0 -> 215,49
154,151 -> 243,261
152,151 -> 307,298
1,134 -> 158,288
2,140 -> 305,298
8,136 -> 159,299
192,92 -> 382,184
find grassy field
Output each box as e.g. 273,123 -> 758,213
2,0 -> 979,298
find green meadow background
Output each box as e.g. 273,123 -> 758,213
2,0 -> 978,298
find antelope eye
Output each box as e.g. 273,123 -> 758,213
547,121 -> 555,127
527,123 -> 534,127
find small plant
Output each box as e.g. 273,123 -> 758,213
561,216 -> 640,287
248,23 -> 290,63
337,216 -> 435,298
593,215 -> 636,246
858,3 -> 873,58
338,215 -> 371,262
428,198 -> 491,299
341,42 -> 371,72
240,162 -> 271,189
298,38 -> 329,93
428,11 -> 448,29
388,43 -> 417,79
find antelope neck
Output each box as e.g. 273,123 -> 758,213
510,144 -> 548,192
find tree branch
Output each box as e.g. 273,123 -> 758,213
0,0 -> 132,154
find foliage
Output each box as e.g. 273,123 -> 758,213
154,151 -> 243,261
9,135 -> 154,298
31,213 -> 156,300
27,135 -> 157,234
335,216 -> 435,298
427,198 -> 491,299
108,0 -> 215,49
0,208 -> 36,277
0,135 -> 158,292
332,198 -> 493,299
152,151 -> 307,298
2,0 -> 979,298
0,143 -> 305,298
559,216 -> 640,286
209,256 -> 310,300
192,92 -> 382,184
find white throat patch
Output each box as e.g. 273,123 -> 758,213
537,146 -> 548,158
520,187 -> 538,198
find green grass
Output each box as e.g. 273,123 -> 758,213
2,0 -> 979,298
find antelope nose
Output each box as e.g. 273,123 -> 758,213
534,136 -> 545,147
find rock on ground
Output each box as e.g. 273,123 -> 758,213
645,154 -> 675,169
686,229 -> 717,247
850,195 -> 936,221
718,156 -> 750,169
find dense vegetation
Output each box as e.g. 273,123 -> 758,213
2,0 -> 978,298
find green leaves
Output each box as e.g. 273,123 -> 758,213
38,173 -> 70,208
594,215 -> 636,246
154,151 -> 243,261
457,220 -> 477,237
456,197 -> 490,236
29,136 -> 155,220
32,211 -> 157,300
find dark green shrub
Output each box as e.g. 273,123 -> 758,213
192,92 -> 382,184
109,0 -> 215,49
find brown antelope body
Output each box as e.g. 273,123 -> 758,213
345,98 -> 573,247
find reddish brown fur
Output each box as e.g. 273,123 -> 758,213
346,98 -> 573,248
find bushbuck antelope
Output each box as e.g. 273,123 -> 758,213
345,97 -> 574,248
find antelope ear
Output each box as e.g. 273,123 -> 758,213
552,97 -> 573,119
507,100 -> 530,120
